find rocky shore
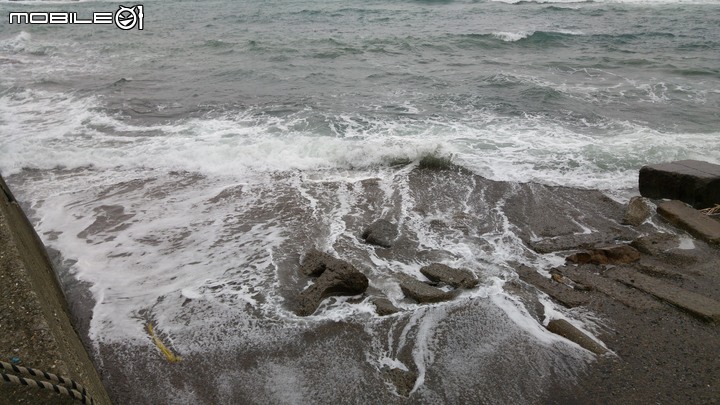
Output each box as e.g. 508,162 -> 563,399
2,159 -> 719,404
280,161 -> 720,404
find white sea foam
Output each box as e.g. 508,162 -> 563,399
3,89 -> 720,193
678,236 -> 695,250
492,31 -> 534,42
540,297 -> 613,354
491,30 -> 583,42
491,287 -> 558,345
0,31 -> 32,53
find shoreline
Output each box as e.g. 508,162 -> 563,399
3,164 -> 720,404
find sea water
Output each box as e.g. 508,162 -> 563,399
1,0 -> 719,403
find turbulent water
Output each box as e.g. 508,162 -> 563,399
1,0 -> 720,403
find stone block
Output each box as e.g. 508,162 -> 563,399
639,160 -> 720,209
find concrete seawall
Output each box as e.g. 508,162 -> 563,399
0,175 -> 112,405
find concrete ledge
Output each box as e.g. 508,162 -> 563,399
639,160 -> 720,209
608,267 -> 720,322
0,175 -> 112,405
657,200 -> 720,245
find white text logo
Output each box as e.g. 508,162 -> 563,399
8,5 -> 144,30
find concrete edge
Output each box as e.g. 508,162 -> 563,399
0,174 -> 113,405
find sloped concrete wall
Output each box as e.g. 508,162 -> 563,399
0,175 -> 112,405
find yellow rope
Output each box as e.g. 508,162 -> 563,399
146,323 -> 182,363
700,204 -> 720,215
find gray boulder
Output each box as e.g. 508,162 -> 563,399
420,263 -> 478,289
622,196 -> 651,227
398,275 -> 455,303
373,297 -> 400,316
296,252 -> 369,316
361,219 -> 398,248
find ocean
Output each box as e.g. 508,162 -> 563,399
1,0 -> 719,403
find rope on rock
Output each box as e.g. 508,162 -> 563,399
0,361 -> 94,404
700,204 -> 720,215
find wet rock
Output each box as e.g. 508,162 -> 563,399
373,297 -> 400,316
361,219 -> 399,248
639,160 -> 720,210
383,367 -> 418,397
607,267 -> 720,322
550,270 -> 590,291
657,200 -> 720,245
398,275 -> 455,303
419,263 -> 478,289
622,196 -> 651,227
296,253 -> 369,316
630,233 -> 680,256
503,280 -> 546,323
558,264 -> 664,310
515,265 -> 591,308
566,245 -> 641,265
635,263 -> 686,281
529,230 -> 636,254
547,319 -> 607,355
417,154 -> 455,171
